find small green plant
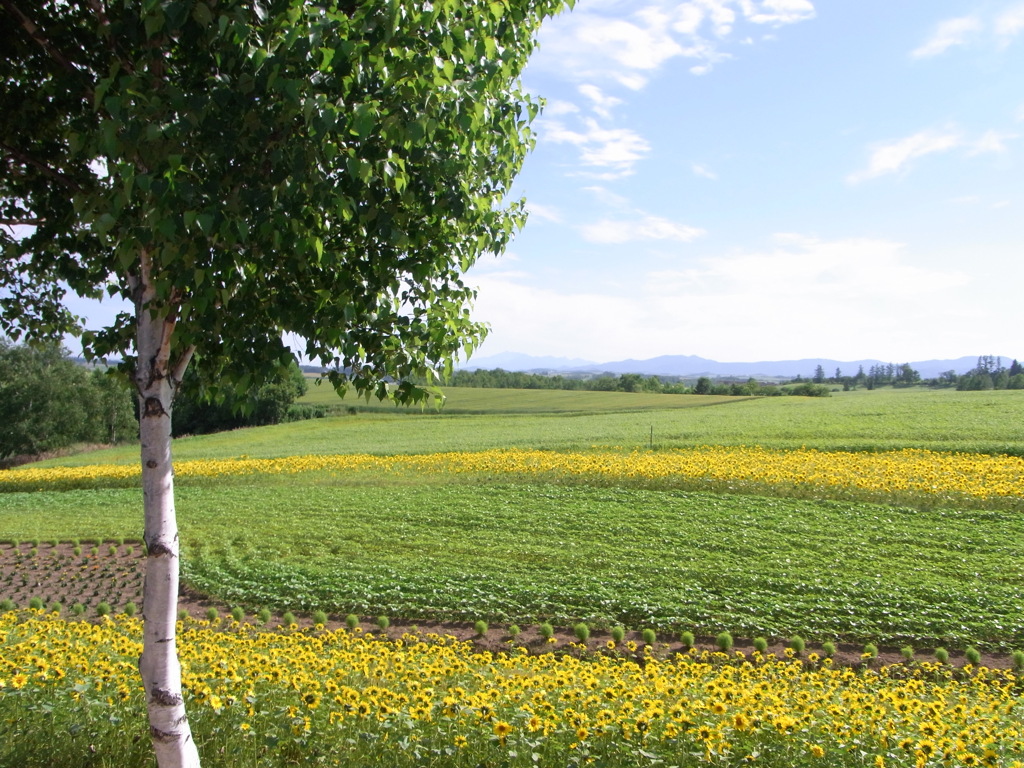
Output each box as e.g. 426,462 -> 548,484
789,635 -> 805,656
642,628 -> 657,645
90,546 -> 99,556
679,630 -> 695,649
539,622 -> 554,640
47,601 -> 62,615
70,538 -> 80,547
822,641 -> 836,658
231,606 -> 245,622
508,624 -> 521,639
611,625 -> 626,644
177,609 -> 188,621
71,603 -> 84,616
108,544 -> 117,556
345,613 -> 359,630
934,647 -> 949,663
1011,650 -> 1024,671
313,609 -> 329,626
72,545 -> 82,556
29,597 -> 43,610
282,611 -> 296,626
964,646 -> 981,665
30,547 -> 38,557
376,615 -> 389,630
473,619 -> 488,636
0,599 -> 14,611
257,607 -> 271,625
900,645 -> 914,662
205,607 -> 219,623
753,637 -> 768,653
573,622 -> 590,643
125,545 -> 134,556
124,602 -> 137,617
863,643 -> 878,660
715,631 -> 733,652
96,602 -> 111,617
31,538 -> 40,547
116,536 -> 125,547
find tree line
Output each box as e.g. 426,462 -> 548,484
0,340 -> 317,462
451,368 -> 831,397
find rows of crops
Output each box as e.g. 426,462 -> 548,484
2,611 -> 1023,768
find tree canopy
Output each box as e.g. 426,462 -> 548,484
2,0 -> 567,398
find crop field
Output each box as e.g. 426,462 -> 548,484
2,386 -> 1024,766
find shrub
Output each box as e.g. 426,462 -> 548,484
73,546 -> 82,556
935,647 -> 949,664
716,631 -> 733,652
29,597 -> 43,610
573,622 -> 590,643
71,603 -> 84,616
257,607 -> 271,625
965,646 -> 981,665
96,602 -> 111,617
473,619 -> 488,636
177,609 -> 188,621
124,602 -> 137,617
863,643 -> 878,660
642,628 -> 657,645
90,546 -> 99,556
231,606 -> 245,622
47,602 -> 61,615
345,613 -> 359,630
125,545 -> 134,556
0,599 -> 13,611
678,630 -> 695,649
313,610 -> 328,626
1012,650 -> 1024,671
539,622 -> 554,640
205,607 -> 219,623
108,544 -> 117,556
900,645 -> 914,661
508,624 -> 521,639
822,641 -> 836,658
282,611 -> 296,627
789,636 -> 806,656
753,637 -> 768,653
376,616 -> 389,630
611,626 -> 626,644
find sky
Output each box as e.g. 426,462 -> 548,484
55,0 -> 1023,366
463,0 -> 1024,364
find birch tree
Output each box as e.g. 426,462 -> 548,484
0,1 -> 568,765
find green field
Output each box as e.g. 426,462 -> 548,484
4,386 -> 1024,649
31,386 -> 1024,467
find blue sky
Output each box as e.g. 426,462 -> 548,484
465,0 -> 1024,363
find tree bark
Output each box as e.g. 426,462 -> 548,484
134,260 -> 201,768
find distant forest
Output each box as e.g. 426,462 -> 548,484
453,355 -> 1024,397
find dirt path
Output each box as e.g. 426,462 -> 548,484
0,541 -> 1017,670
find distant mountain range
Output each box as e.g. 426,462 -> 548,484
460,352 -> 1009,380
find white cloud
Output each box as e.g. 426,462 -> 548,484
910,15 -> 982,58
529,0 -> 817,87
995,4 -> 1024,40
967,130 -> 1016,155
580,215 -> 706,244
578,84 -> 624,118
525,203 -> 563,223
741,0 -> 815,26
468,235 -> 976,362
692,163 -> 718,179
542,118 -> 651,176
543,100 -> 580,117
847,129 -> 962,183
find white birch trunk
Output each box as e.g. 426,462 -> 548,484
134,259 -> 201,768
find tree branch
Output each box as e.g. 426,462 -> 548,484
1,0 -> 85,78
0,217 -> 44,226
0,142 -> 84,193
